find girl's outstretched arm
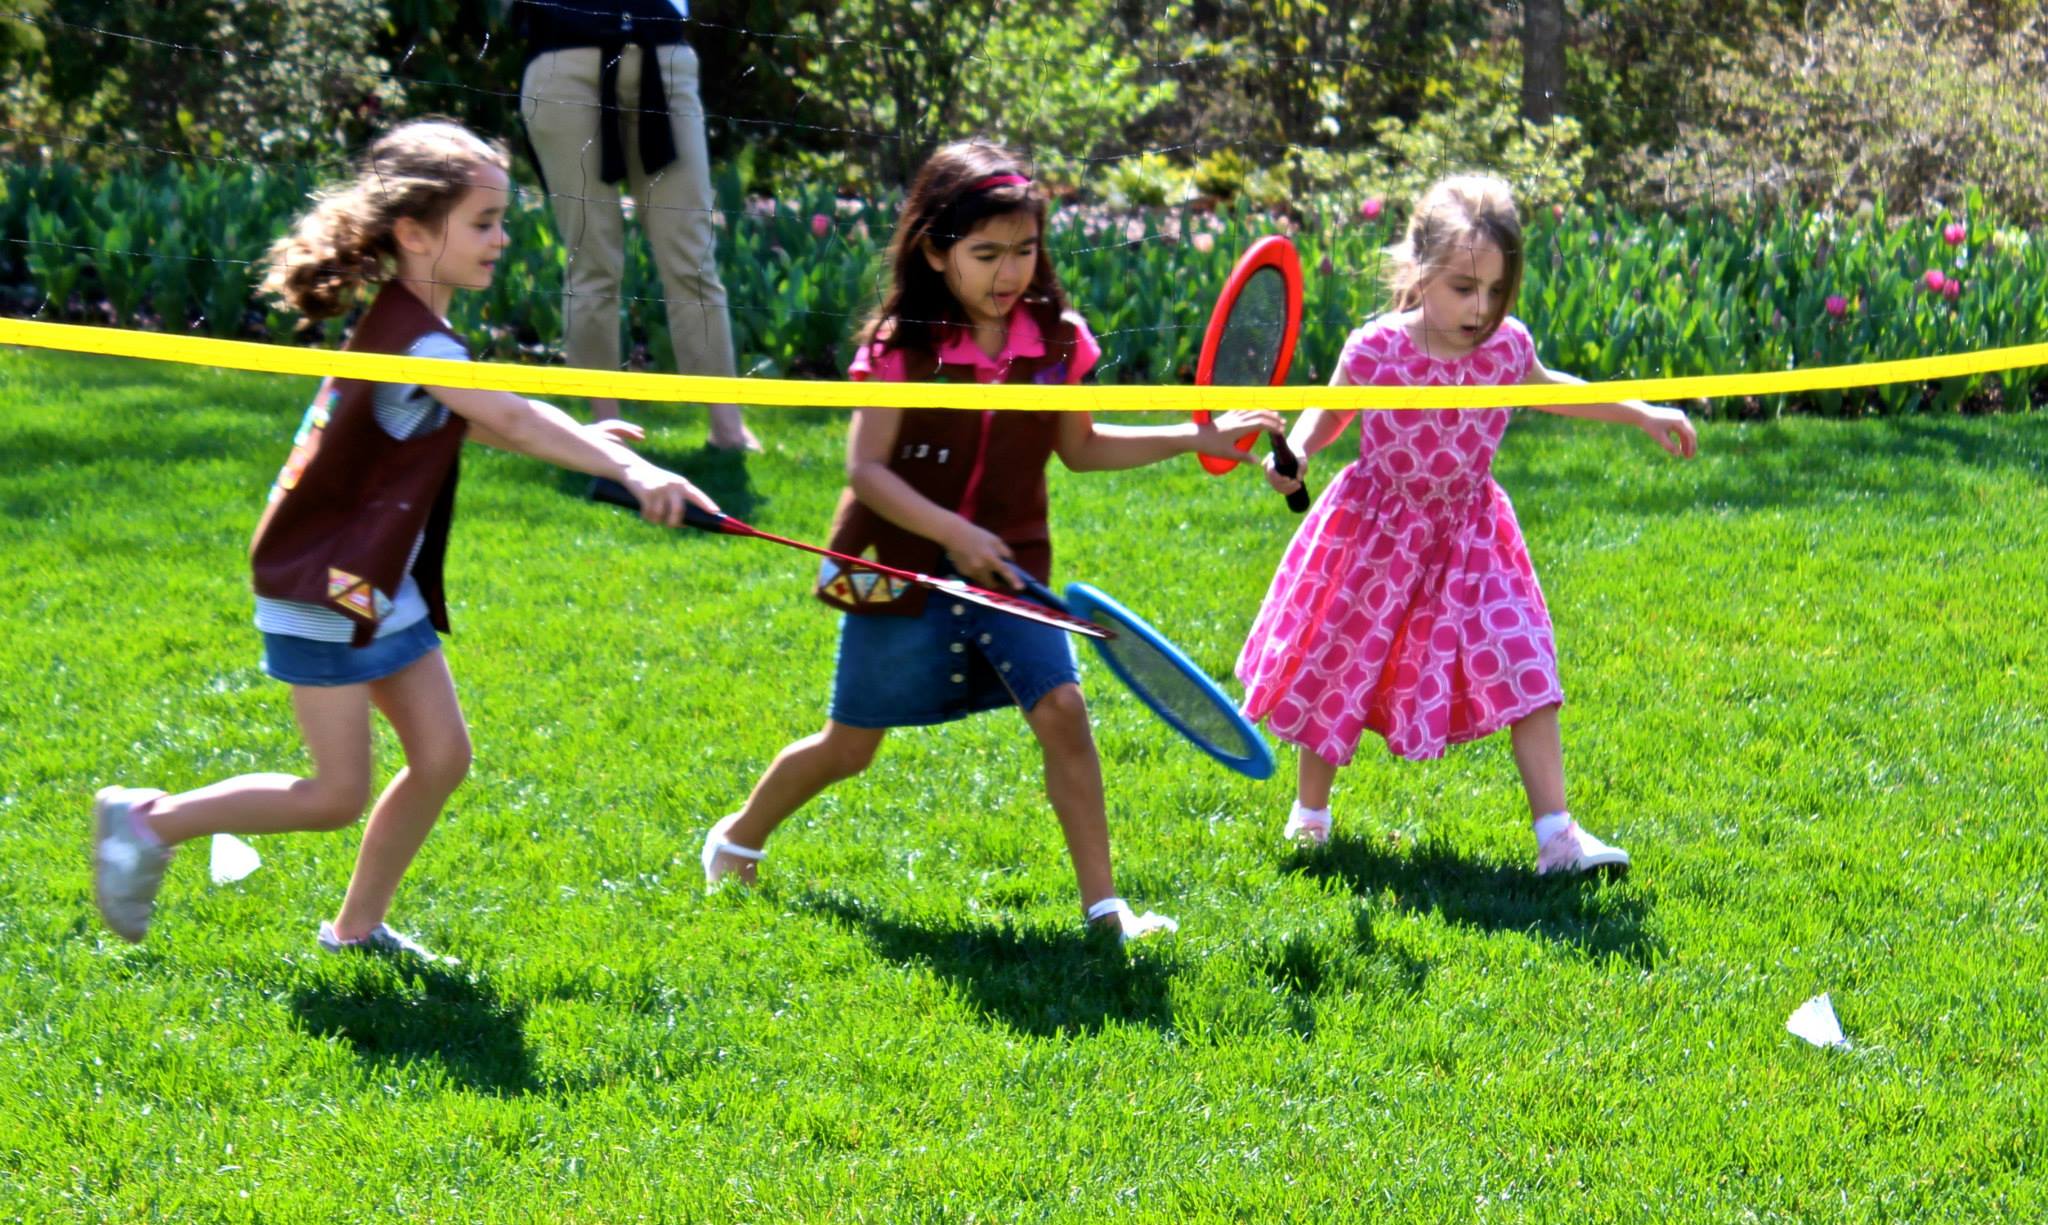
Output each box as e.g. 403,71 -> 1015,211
1522,361 -> 1699,459
1053,409 -> 1283,473
424,384 -> 720,524
1265,364 -> 1359,496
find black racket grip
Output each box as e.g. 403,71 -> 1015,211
588,476 -> 729,533
1269,432 -> 1312,514
1004,563 -> 1069,611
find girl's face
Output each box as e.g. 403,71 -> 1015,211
398,163 -> 511,293
925,210 -> 1040,329
1413,235 -> 1508,357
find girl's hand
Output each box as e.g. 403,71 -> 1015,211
1638,405 -> 1698,459
622,460 -> 719,528
1193,409 -> 1287,460
1263,449 -> 1307,495
943,520 -> 1018,590
585,418 -> 646,447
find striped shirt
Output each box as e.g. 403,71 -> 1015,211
253,331 -> 468,641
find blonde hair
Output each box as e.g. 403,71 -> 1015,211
1384,174 -> 1525,344
261,120 -> 511,319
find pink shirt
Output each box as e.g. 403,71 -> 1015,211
848,305 -> 1102,385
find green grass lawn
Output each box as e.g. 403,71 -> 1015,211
3,348 -> 2045,1221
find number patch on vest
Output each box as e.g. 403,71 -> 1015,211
898,443 -> 951,464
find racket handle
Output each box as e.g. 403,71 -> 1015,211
589,476 -> 732,534
1005,563 -> 1070,612
1268,432 -> 1313,515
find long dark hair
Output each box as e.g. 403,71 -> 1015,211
860,140 -> 1066,355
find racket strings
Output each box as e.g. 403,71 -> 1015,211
1088,610 -> 1261,758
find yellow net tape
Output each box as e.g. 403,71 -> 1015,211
4,318 -> 2044,411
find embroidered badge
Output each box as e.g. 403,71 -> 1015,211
269,380 -> 337,504
327,567 -> 378,621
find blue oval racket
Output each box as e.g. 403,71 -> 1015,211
1006,569 -> 1275,780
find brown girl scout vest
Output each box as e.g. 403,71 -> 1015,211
250,282 -> 471,647
817,299 -> 1080,617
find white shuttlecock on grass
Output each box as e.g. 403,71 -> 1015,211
1786,992 -> 1849,1049
208,834 -> 261,885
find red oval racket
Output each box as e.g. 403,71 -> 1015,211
1192,234 -> 1311,513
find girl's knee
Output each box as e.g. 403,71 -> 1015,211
820,725 -> 883,780
411,734 -> 473,795
301,776 -> 371,831
1030,683 -> 1090,725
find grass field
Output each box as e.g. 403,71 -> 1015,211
2,348 -> 2045,1221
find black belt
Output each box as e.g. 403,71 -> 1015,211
595,38 -> 679,184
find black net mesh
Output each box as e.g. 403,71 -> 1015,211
1208,265 -> 1289,386
1088,605 -> 1259,761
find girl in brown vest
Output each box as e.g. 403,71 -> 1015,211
91,120 -> 717,960
700,141 -> 1280,943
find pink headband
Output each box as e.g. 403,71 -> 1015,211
971,174 -> 1031,191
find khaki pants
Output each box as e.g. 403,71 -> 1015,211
520,43 -> 736,382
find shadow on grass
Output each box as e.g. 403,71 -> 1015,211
552,440 -> 763,524
807,894 -> 1175,1038
1293,836 -> 1661,966
288,960 -> 537,1097
1252,909 -> 1432,1038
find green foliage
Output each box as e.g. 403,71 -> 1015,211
7,154 -> 2046,415
1191,148 -> 1256,202
9,0 -> 403,166
1366,85 -> 1589,214
777,0 -> 1180,192
1632,0 -> 2048,223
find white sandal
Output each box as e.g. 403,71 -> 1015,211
701,813 -> 765,889
1085,896 -> 1179,945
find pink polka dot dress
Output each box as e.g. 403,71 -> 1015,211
1236,314 -> 1563,765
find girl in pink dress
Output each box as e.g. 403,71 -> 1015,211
1237,175 -> 1698,874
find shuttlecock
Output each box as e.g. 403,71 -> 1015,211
209,834 -> 261,885
1786,992 -> 1849,1049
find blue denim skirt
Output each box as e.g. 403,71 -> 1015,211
260,617 -> 442,687
830,592 -> 1079,728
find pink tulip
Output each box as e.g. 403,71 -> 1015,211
1923,269 -> 1947,293
1824,294 -> 1848,318
1943,278 -> 1963,301
811,213 -> 831,239
1943,222 -> 1967,246
1360,196 -> 1384,221
1191,231 -> 1214,254
1552,203 -> 1566,221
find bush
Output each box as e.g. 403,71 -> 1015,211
1631,0 -> 2048,223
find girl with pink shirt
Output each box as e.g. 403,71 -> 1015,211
1239,175 -> 1698,874
701,140 -> 1279,942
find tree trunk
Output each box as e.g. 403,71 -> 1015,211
1521,0 -> 1566,124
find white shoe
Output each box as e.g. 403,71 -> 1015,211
1085,897 -> 1178,946
1536,820 -> 1631,876
1282,805 -> 1332,846
317,920 -> 458,966
701,813 -> 765,890
92,786 -> 171,943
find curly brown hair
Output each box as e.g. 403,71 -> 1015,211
260,119 -> 510,320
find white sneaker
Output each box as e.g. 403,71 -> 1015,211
701,813 -> 765,890
1282,804 -> 1332,846
92,786 -> 172,943
317,921 -> 459,966
1085,897 -> 1179,946
1536,820 -> 1631,876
